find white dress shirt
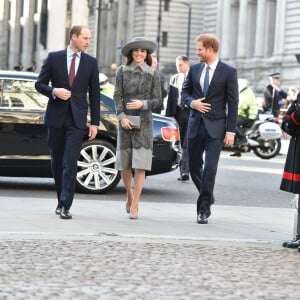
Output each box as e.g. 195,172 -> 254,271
200,59 -> 219,91
67,47 -> 81,76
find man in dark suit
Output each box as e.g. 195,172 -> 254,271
35,25 -> 100,219
181,34 -> 238,224
151,54 -> 167,114
166,55 -> 190,181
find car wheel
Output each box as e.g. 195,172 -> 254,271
76,139 -> 120,193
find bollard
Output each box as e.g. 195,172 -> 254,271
295,194 -> 300,238
283,195 -> 300,248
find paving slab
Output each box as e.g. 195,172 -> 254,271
0,196 -> 295,246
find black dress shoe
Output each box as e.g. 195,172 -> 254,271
197,213 -> 208,224
284,238 -> 300,249
55,206 -> 61,215
60,207 -> 72,219
178,173 -> 189,181
282,236 -> 300,247
230,151 -> 241,157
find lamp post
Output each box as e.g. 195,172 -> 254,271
156,0 -> 163,61
179,2 -> 192,58
96,0 -> 103,63
96,0 -> 114,64
294,53 -> 300,241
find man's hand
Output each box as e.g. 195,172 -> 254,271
53,88 -> 71,101
88,125 -> 98,140
190,97 -> 211,113
223,133 -> 235,147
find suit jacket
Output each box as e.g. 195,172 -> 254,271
165,74 -> 180,117
181,61 -> 238,139
35,49 -> 100,130
166,73 -> 185,117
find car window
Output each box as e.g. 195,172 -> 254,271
100,100 -> 113,112
100,92 -> 115,113
0,78 -> 48,110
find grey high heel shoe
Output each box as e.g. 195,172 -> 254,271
129,205 -> 138,219
129,213 -> 138,219
126,202 -> 130,214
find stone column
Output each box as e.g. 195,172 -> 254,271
104,8 -> 117,72
0,0 -> 9,69
273,0 -> 287,58
21,0 -> 35,70
254,0 -> 266,58
127,0 -> 135,41
219,0 -> 232,60
236,0 -> 248,59
8,0 -> 22,69
215,0 -> 223,38
115,0 -> 127,66
47,0 -> 67,51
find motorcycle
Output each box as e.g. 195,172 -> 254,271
225,115 -> 282,159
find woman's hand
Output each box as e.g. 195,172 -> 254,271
121,118 -> 133,130
126,99 -> 143,110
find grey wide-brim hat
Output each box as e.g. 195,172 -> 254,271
121,37 -> 157,57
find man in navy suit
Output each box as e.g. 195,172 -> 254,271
35,25 -> 100,219
181,34 -> 238,224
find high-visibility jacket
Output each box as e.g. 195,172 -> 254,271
238,87 -> 258,120
101,83 -> 115,98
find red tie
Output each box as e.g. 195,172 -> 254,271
69,53 -> 77,87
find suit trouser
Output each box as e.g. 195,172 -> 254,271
235,115 -> 254,144
175,107 -> 189,175
47,108 -> 86,210
188,120 -> 223,216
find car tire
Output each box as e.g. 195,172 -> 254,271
76,139 -> 121,193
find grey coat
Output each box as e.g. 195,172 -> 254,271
113,62 -> 162,150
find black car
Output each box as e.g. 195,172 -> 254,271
0,71 -> 181,193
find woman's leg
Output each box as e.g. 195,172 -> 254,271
121,169 -> 134,212
130,169 -> 146,218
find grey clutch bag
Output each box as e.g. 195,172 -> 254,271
127,115 -> 141,129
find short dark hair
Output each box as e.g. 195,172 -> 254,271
176,55 -> 189,62
195,34 -> 219,53
69,25 -> 88,39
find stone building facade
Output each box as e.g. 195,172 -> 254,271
1,0 -> 300,94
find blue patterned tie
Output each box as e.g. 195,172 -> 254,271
203,66 -> 210,96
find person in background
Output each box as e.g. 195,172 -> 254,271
286,87 -> 299,105
280,92 -> 300,250
113,37 -> 162,219
230,78 -> 258,157
263,72 -> 287,117
26,63 -> 36,72
151,54 -> 167,114
166,55 -> 190,181
35,25 -> 100,220
99,73 -> 115,97
181,33 -> 238,224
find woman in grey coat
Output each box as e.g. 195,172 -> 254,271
113,37 -> 162,219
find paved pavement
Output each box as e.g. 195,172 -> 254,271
0,195 -> 300,299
